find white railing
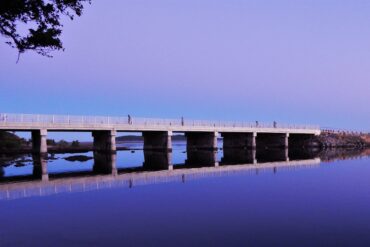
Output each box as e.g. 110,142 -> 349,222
0,113 -> 320,130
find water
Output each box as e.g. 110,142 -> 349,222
0,141 -> 369,246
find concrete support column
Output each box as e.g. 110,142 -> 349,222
285,148 -> 289,162
252,149 -> 257,164
32,154 -> 48,181
111,131 -> 117,152
284,133 -> 289,149
111,153 -> 118,176
252,132 -> 257,149
32,129 -> 47,154
92,130 -> 116,152
213,132 -> 218,150
168,151 -> 174,170
186,131 -> 218,150
143,131 -> 172,151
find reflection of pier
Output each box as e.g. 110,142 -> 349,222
222,148 -> 256,164
0,151 -> 321,200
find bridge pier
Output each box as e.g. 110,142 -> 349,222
143,150 -> 173,170
32,129 -> 47,154
92,130 -> 116,152
186,131 -> 218,150
32,154 -> 48,181
222,132 -> 256,149
143,131 -> 172,151
256,133 -> 289,149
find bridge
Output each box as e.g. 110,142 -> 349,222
0,113 -> 320,153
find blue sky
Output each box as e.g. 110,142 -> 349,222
1,0 -> 370,133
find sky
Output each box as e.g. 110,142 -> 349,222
1,0 -> 370,134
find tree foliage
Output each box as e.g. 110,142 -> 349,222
0,0 -> 90,60
0,131 -> 24,151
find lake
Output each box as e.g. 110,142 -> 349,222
0,141 -> 369,246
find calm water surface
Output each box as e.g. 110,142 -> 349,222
0,142 -> 370,246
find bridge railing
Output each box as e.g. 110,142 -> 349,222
0,113 -> 320,130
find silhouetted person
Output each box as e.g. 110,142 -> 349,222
128,114 -> 132,125
181,116 -> 184,126
273,121 -> 277,128
255,121 -> 259,127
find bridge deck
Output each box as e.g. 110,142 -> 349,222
0,113 -> 320,135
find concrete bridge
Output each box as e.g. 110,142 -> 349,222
0,113 -> 320,153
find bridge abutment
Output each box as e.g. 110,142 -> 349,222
32,129 -> 48,154
186,131 -> 218,150
92,130 -> 116,152
143,131 -> 172,151
222,132 -> 256,149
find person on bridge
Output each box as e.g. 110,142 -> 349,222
255,121 -> 259,127
128,114 -> 132,125
273,121 -> 277,128
181,116 -> 184,126
1,114 -> 7,122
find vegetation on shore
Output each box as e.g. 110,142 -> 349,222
0,131 -> 26,152
0,131 -> 84,153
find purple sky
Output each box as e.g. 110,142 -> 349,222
1,0 -> 370,132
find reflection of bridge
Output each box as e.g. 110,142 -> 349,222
0,151 -> 320,200
0,113 -> 320,153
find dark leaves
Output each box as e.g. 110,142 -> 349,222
0,0 -> 91,59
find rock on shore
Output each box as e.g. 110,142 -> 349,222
310,131 -> 370,148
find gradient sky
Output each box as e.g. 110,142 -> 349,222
1,0 -> 370,132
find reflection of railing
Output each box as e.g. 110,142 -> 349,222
0,113 -> 320,130
0,158 -> 321,200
